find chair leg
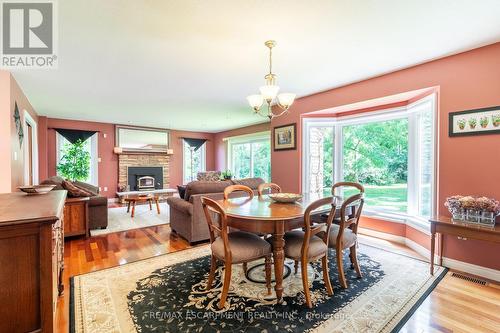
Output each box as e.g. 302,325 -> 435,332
206,255 -> 217,290
294,260 -> 299,274
350,244 -> 362,278
321,256 -> 333,296
301,258 -> 312,308
265,256 -> 272,295
242,262 -> 248,275
219,262 -> 232,309
336,247 -> 348,288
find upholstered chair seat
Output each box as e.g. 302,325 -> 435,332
327,224 -> 357,249
269,230 -> 328,260
212,231 -> 272,263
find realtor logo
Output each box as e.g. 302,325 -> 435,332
1,0 -> 57,68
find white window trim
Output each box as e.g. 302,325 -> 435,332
182,141 -> 206,184
226,131 -> 271,180
302,94 -> 437,230
23,110 -> 38,185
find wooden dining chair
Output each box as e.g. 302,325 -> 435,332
257,182 -> 282,197
326,192 -> 365,288
201,197 -> 272,309
223,184 -> 254,200
332,181 -> 365,197
271,197 -> 337,308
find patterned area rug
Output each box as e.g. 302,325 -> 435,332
71,245 -> 446,333
90,203 -> 169,236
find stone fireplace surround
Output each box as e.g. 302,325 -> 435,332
118,154 -> 169,192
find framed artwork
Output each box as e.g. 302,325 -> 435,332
13,102 -> 23,147
273,123 -> 296,151
449,105 -> 500,137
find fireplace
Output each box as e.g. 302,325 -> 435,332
127,167 -> 163,191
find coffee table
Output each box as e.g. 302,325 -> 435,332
123,194 -> 160,218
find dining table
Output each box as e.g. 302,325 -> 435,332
216,193 -> 349,303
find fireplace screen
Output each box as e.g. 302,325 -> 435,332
137,176 -> 155,191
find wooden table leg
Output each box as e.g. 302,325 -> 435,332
131,201 -> 136,218
148,199 -> 152,210
155,198 -> 160,214
430,231 -> 435,275
273,220 -> 285,303
439,233 -> 444,267
127,201 -> 130,213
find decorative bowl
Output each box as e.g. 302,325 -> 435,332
268,193 -> 303,203
18,184 -> 56,195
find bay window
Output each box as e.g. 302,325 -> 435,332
303,94 -> 436,223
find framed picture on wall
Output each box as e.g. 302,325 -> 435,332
273,123 -> 296,150
449,105 -> 500,137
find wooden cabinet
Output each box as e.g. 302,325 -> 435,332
0,190 -> 66,333
64,197 -> 89,238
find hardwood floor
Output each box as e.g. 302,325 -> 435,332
57,225 -> 500,333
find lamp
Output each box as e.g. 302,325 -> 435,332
247,40 -> 295,119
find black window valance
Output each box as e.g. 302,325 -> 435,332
54,128 -> 97,144
183,138 -> 207,151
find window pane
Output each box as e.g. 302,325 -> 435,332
232,143 -> 251,179
308,127 -> 334,195
184,143 -> 205,183
252,140 -> 271,182
418,111 -> 433,217
343,119 -> 408,213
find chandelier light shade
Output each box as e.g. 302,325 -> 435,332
247,40 -> 295,119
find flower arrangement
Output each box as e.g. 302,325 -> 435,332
445,195 -> 499,224
457,119 -> 466,130
468,118 -> 477,129
479,116 -> 489,128
492,114 -> 500,127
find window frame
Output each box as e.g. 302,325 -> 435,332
302,94 -> 437,231
225,131 -> 271,181
182,141 -> 206,184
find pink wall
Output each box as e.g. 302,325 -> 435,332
270,42 -> 500,270
213,122 -> 271,171
38,118 -> 215,197
10,75 -> 38,190
0,72 -> 11,193
0,71 -> 38,193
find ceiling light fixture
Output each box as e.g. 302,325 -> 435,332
247,40 -> 296,119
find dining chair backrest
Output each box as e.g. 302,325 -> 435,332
201,197 -> 231,259
257,183 -> 282,196
302,196 -> 338,255
331,181 -> 365,196
223,184 -> 254,200
338,193 -> 365,240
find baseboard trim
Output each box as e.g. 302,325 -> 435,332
359,227 -> 500,283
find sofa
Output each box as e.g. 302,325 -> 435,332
167,177 -> 265,244
41,176 -> 108,230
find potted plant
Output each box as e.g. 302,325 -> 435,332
480,116 -> 489,128
221,170 -> 233,180
56,139 -> 91,181
457,119 -> 466,130
492,114 -> 500,127
468,117 -> 477,129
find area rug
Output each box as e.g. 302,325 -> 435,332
71,245 -> 446,333
90,203 -> 169,236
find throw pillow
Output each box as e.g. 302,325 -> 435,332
62,180 -> 93,198
177,185 -> 187,199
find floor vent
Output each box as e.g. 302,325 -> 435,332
451,272 -> 487,286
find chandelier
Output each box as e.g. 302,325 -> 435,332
247,40 -> 296,119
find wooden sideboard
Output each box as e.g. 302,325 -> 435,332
0,190 -> 66,333
429,215 -> 500,275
